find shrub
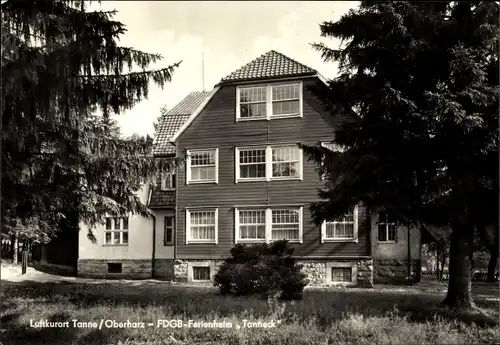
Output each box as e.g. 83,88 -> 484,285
213,240 -> 309,300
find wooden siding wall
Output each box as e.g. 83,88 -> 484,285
175,78 -> 370,259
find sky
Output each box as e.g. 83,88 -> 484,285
92,1 -> 359,137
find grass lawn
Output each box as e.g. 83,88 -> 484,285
0,278 -> 499,345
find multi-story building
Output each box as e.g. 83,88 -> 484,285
78,51 -> 435,286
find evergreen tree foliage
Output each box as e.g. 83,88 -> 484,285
1,0 -> 181,243
302,1 -> 498,309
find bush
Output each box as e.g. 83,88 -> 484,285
472,270 -> 499,282
213,240 -> 309,300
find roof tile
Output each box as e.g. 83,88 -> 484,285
220,50 -> 316,83
149,188 -> 175,208
153,91 -> 210,155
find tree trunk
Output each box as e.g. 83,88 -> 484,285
438,242 -> 447,280
436,244 -> 441,280
12,234 -> 18,264
487,249 -> 498,282
440,216 -> 476,310
442,253 -> 447,278
469,251 -> 474,273
487,230 -> 499,282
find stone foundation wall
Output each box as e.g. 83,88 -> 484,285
356,259 -> 374,287
301,261 -> 327,285
77,259 -> 152,279
174,260 -> 188,282
300,259 -> 374,287
373,259 -> 421,284
173,258 -> 374,287
174,260 -> 224,282
153,259 -> 174,280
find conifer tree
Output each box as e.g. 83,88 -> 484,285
303,1 -> 499,309
1,0 -> 181,244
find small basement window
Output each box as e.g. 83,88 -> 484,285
192,266 -> 211,281
331,267 -> 352,282
107,263 -> 122,274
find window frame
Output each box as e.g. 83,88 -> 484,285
192,266 -> 211,282
326,262 -> 357,286
270,146 -> 302,180
185,208 -> 218,244
164,216 -> 175,246
378,213 -> 397,243
187,262 -> 213,282
103,216 -> 129,246
235,145 -> 303,182
236,86 -> 267,120
186,148 -> 219,185
236,81 -> 303,121
234,206 -> 303,244
235,147 -> 267,182
160,172 -> 176,191
234,208 -> 267,243
321,206 -> 359,243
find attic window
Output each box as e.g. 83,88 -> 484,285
236,82 -> 303,121
160,172 -> 176,190
239,87 -> 266,119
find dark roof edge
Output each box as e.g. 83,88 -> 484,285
152,153 -> 176,158
215,71 -> 317,87
148,205 -> 175,209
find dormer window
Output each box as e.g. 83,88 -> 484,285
271,84 -> 300,117
239,86 -> 267,119
160,172 -> 176,191
236,82 -> 303,121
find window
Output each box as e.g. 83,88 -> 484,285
238,148 -> 266,180
235,145 -> 303,182
326,263 -> 357,285
192,266 -> 211,281
234,207 -> 303,243
186,149 -> 218,184
239,86 -> 267,119
236,82 -> 302,121
107,263 -> 122,274
378,212 -> 397,242
321,207 -> 359,242
186,209 -> 218,244
331,267 -> 352,282
164,216 -> 175,246
271,84 -> 300,117
104,217 -> 129,245
236,209 -> 266,241
271,209 -> 300,241
160,172 -> 176,190
272,146 -> 301,178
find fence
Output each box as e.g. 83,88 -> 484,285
1,238 -> 15,260
422,272 -> 449,281
422,271 -> 499,282
1,238 -> 33,263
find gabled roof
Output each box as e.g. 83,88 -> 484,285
170,51 -> 325,143
219,50 -> 317,84
153,91 -> 210,155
